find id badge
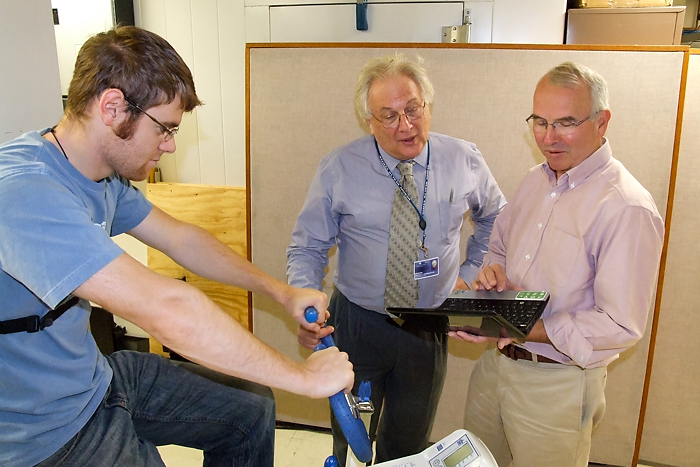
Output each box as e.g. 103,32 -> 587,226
414,257 -> 439,280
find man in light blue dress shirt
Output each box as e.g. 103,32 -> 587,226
287,53 -> 506,465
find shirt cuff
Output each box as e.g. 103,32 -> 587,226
459,263 -> 479,286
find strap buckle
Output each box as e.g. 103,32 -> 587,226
0,315 -> 41,334
39,314 -> 56,330
26,315 -> 41,333
0,296 -> 79,335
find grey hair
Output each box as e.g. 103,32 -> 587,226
354,52 -> 435,121
543,61 -> 610,115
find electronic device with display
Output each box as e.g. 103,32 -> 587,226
372,429 -> 498,467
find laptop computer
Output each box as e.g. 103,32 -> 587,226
387,289 -> 549,338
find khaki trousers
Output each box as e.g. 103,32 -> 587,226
464,348 -> 607,467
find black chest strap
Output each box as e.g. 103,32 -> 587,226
0,296 -> 81,335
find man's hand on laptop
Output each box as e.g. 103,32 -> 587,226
451,264 -> 524,347
471,264 -> 522,293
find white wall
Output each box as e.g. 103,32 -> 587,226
32,0 -> 568,189
492,0 -> 566,44
135,0 -> 248,187
0,0 -> 63,144
135,0 -> 565,188
51,0 -> 113,95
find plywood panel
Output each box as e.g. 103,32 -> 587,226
639,51 -> 700,467
248,45 -> 683,466
146,182 -> 249,354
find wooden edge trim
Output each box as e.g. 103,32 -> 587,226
631,48 -> 689,467
246,42 -> 688,53
245,45 -> 254,333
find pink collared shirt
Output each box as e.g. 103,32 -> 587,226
484,140 -> 664,368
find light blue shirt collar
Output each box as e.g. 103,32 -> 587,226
375,137 -> 429,172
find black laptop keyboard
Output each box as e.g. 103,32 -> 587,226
440,294 -> 546,331
387,290 -> 550,338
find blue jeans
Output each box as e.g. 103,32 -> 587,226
35,351 -> 275,467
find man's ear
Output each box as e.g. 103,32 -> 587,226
595,109 -> 611,137
99,89 -> 128,127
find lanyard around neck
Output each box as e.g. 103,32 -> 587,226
375,138 -> 431,257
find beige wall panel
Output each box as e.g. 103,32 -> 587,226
146,183 -> 249,353
249,46 -> 682,465
639,52 -> 700,466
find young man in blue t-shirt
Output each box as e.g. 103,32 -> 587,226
0,26 -> 353,467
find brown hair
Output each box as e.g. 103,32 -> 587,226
64,26 -> 202,137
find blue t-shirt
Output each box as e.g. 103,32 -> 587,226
0,130 -> 153,466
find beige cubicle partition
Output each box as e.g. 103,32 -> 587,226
247,44 -> 685,466
638,50 -> 700,467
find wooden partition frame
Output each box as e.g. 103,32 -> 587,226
246,43 -> 687,466
636,50 -> 700,467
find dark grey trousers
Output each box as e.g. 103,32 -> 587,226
327,288 -> 447,465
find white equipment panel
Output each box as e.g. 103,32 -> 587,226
371,429 -> 498,467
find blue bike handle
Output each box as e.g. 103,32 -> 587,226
304,307 -> 336,349
304,307 -> 373,463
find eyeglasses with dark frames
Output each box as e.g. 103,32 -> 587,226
371,101 -> 426,129
123,95 -> 179,142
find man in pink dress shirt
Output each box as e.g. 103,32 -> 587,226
450,62 -> 665,466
